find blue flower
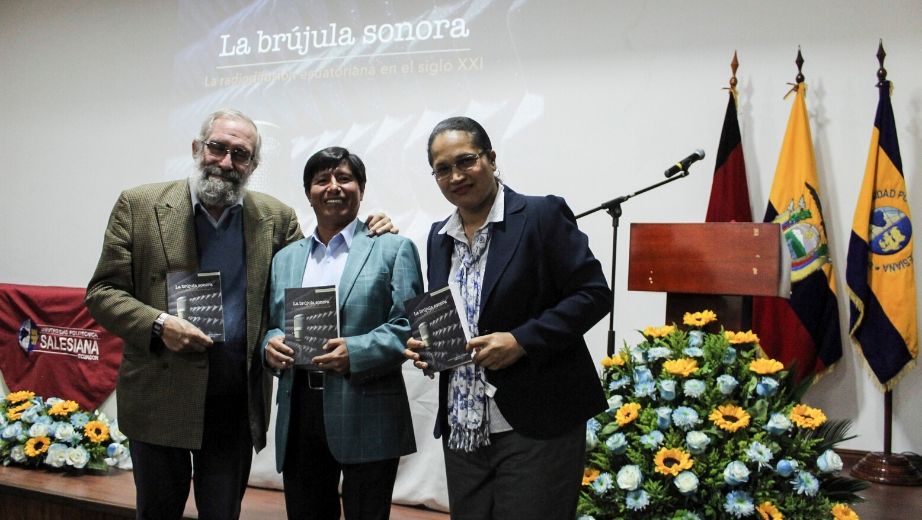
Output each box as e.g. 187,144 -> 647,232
721,346 -> 737,365
69,412 -> 90,428
723,490 -> 755,518
586,429 -> 599,451
633,381 -> 656,398
658,379 -> 677,401
716,374 -> 738,395
625,489 -> 650,511
1,422 -> 23,441
764,413 -> 792,435
587,418 -> 601,434
634,366 -> 654,384
682,379 -> 706,398
605,432 -> 628,454
685,430 -> 711,454
656,407 -> 673,429
687,330 -> 705,348
590,472 -> 613,494
673,470 -> 699,495
648,346 -> 672,361
639,430 -> 664,450
756,377 -> 779,397
723,460 -> 750,486
792,470 -> 819,496
607,394 -> 624,413
21,405 -> 41,424
44,443 -> 69,468
745,441 -> 774,468
672,407 -> 701,430
816,449 -> 843,473
775,458 -> 799,477
683,346 -> 704,358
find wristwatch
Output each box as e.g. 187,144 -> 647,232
152,313 -> 168,337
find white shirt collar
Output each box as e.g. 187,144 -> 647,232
438,182 -> 505,240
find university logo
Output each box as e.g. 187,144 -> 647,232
18,318 -> 39,353
15,318 -> 100,361
869,206 -> 912,256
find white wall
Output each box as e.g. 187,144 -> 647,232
1,0 -> 920,483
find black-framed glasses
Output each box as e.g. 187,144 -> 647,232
201,140 -> 253,166
431,151 -> 487,180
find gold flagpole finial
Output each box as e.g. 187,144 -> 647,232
730,50 -> 739,89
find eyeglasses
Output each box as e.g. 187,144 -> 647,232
201,140 -> 254,166
431,151 -> 487,180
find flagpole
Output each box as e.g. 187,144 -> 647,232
848,42 -> 922,486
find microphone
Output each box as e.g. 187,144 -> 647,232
664,149 -> 706,178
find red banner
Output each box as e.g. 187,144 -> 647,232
0,284 -> 123,410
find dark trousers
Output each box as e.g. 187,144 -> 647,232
129,395 -> 253,520
283,372 -> 399,520
442,424 -> 586,520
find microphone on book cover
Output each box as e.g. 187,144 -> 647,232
419,321 -> 432,347
664,149 -> 706,178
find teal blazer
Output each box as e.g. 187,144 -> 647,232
262,220 -> 422,468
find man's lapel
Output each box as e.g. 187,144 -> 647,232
338,221 -> 373,308
154,182 -> 198,271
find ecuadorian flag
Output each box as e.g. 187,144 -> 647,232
751,82 -> 842,381
846,80 -> 918,389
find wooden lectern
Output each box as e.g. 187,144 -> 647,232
627,223 -> 789,330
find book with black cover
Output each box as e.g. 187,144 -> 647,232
285,285 -> 339,366
166,271 -> 225,342
404,286 -> 470,373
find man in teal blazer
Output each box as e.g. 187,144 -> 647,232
262,147 -> 422,520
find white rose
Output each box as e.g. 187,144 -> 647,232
616,464 -> 643,491
10,445 -> 26,463
44,443 -> 69,468
66,446 -> 90,469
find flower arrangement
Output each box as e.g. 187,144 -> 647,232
0,390 -> 132,472
578,311 -> 867,520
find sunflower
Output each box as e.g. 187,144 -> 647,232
601,354 -> 626,368
749,358 -> 784,375
615,402 -> 642,426
709,404 -> 751,432
6,401 -> 32,421
682,310 -> 717,327
790,404 -> 827,429
84,420 -> 110,443
725,330 -> 760,345
48,400 -> 80,417
642,325 -> 675,338
582,468 -> 601,486
653,447 -> 694,476
24,436 -> 51,457
831,503 -> 859,520
663,358 -> 699,377
757,501 -> 783,520
5,390 -> 35,404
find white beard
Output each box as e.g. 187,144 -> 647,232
192,164 -> 247,208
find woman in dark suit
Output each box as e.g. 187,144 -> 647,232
405,117 -> 612,520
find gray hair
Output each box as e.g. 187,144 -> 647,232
197,108 -> 262,167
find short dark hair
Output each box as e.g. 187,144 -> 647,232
303,147 -> 367,191
426,116 -> 493,166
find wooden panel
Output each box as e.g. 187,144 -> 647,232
628,223 -> 784,297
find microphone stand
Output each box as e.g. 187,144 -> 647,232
576,170 -> 691,356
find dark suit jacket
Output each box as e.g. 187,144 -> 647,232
427,186 -> 610,439
263,221 -> 422,468
86,180 -> 302,451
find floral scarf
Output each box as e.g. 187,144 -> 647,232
447,225 -> 492,452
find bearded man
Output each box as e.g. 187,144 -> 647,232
86,109 -> 393,519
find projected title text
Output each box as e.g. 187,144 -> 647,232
219,19 -> 470,57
